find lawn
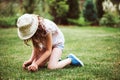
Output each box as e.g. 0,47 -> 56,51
0,26 -> 120,80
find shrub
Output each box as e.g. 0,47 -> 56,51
83,0 -> 98,25
48,0 -> 80,25
67,16 -> 90,26
95,0 -> 105,19
67,0 -> 80,19
99,13 -> 120,27
48,0 -> 68,24
0,16 -> 18,28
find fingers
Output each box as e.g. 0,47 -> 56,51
28,65 -> 38,72
22,63 -> 28,70
22,61 -> 32,70
22,61 -> 38,72
24,61 -> 32,67
22,64 -> 26,69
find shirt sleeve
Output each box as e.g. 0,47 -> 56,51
43,19 -> 58,34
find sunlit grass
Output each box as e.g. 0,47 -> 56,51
0,26 -> 120,80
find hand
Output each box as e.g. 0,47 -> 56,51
28,63 -> 38,72
22,60 -> 32,69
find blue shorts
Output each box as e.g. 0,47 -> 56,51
53,43 -> 64,50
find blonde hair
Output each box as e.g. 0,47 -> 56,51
24,16 -> 47,48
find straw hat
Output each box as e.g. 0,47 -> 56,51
17,14 -> 38,40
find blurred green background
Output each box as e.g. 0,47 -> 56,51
0,0 -> 120,80
0,0 -> 120,28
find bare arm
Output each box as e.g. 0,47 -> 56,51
28,48 -> 38,62
22,47 -> 38,69
35,32 -> 52,66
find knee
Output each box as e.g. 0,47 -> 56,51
47,64 -> 57,70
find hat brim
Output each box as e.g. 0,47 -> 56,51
18,15 -> 38,40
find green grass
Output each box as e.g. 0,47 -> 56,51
0,26 -> 120,80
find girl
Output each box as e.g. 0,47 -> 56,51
17,14 -> 84,72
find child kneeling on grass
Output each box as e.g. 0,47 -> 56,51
16,14 -> 84,72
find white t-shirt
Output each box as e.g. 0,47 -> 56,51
43,19 -> 65,47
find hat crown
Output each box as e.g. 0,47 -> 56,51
17,13 -> 38,40
17,14 -> 33,28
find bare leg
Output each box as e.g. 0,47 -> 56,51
48,48 -> 71,69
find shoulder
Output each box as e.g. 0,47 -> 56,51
43,19 -> 58,29
43,19 -> 56,25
